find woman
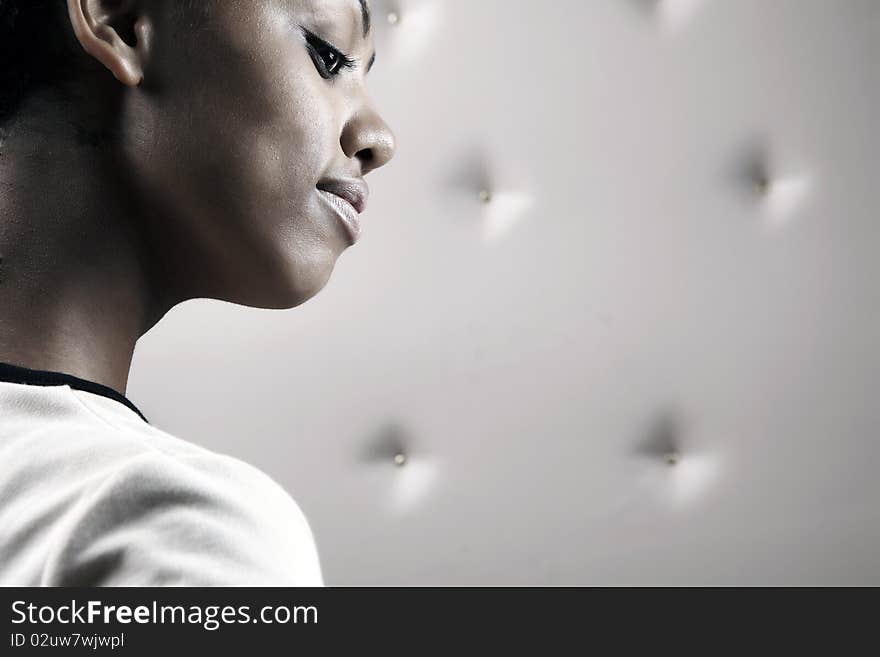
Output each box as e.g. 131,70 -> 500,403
0,0 -> 395,585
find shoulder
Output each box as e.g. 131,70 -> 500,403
41,447 -> 324,586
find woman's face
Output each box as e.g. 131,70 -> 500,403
124,0 -> 395,309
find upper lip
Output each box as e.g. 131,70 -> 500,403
316,178 -> 369,214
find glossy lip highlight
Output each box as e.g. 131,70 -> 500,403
316,178 -> 369,245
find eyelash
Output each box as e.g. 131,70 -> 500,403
300,28 -> 357,80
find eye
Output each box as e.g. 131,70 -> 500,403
301,27 -> 356,80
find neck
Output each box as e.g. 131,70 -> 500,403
0,97 -> 170,395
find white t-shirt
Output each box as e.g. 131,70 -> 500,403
0,366 -> 324,586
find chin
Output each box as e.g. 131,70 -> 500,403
245,248 -> 339,311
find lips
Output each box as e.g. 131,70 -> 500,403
316,178 -> 368,214
316,178 -> 369,245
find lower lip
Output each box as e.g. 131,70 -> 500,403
317,190 -> 361,245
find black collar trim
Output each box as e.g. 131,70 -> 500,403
0,361 -> 149,424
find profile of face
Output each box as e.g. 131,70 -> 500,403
69,0 -> 395,310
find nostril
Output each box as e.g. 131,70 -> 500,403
364,141 -> 395,172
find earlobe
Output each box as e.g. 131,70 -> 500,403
66,0 -> 146,87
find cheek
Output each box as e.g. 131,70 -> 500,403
128,57 -> 340,250
124,86 -> 341,307
240,69 -> 340,217
121,7 -> 348,306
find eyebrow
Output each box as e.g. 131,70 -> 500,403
358,0 -> 371,38
358,0 -> 374,73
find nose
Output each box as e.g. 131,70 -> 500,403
340,104 -> 396,175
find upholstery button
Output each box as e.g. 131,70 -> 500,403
754,177 -> 772,196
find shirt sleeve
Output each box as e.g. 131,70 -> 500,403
39,451 -> 324,586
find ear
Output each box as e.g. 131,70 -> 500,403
66,0 -> 151,87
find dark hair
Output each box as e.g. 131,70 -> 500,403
1,1 -> 214,131
0,1 -> 75,126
